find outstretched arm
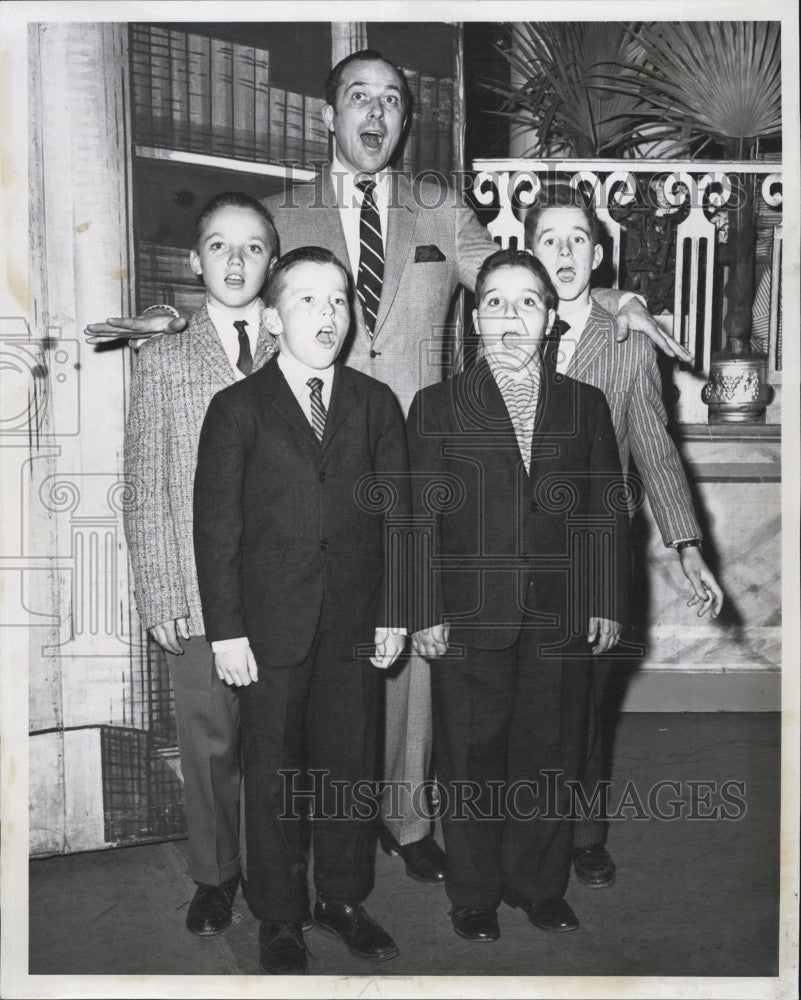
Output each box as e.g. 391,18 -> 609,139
678,546 -> 724,618
591,290 -> 694,363
85,306 -> 188,344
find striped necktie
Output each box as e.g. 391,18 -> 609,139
356,178 -> 384,337
233,319 -> 252,376
307,376 -> 326,442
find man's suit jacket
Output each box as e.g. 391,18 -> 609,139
264,169 -> 497,415
124,305 -> 276,634
193,356 -> 410,670
551,302 -> 700,546
406,355 -> 630,652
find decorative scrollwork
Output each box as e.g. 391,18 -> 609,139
38,475 -> 81,514
603,475 -> 645,516
418,473 -> 467,516
533,474 -> 580,513
107,478 -> 140,514
353,473 -> 403,515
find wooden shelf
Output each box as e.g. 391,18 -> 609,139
134,145 -> 316,181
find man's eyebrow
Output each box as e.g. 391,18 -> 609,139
343,78 -> 401,92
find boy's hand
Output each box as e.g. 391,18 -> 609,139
85,312 -> 187,344
412,623 -> 450,659
678,546 -> 724,618
615,298 -> 694,363
149,617 -> 190,655
214,646 -> 259,687
587,617 -> 622,656
371,628 -> 406,670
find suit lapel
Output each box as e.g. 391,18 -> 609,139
253,303 -> 277,370
372,172 -> 416,344
261,356 -> 319,449
458,360 -> 523,478
320,363 -> 359,457
317,171 -> 352,273
191,305 -> 238,385
530,352 -> 575,444
567,303 -> 612,381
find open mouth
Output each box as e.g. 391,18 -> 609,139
316,325 -> 337,347
224,274 -> 245,287
556,266 -> 576,282
360,130 -> 385,149
501,329 -> 522,348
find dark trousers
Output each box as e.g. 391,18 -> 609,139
167,637 -> 242,886
573,658 -> 612,849
431,626 -> 591,911
237,612 -> 381,924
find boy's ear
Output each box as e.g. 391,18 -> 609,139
262,306 -> 283,336
592,243 -> 604,271
189,250 -> 202,276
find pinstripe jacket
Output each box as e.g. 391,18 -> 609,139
553,301 -> 700,546
123,304 -> 276,635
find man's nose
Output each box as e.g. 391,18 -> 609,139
366,98 -> 384,119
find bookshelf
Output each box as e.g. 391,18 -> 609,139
130,22 -> 464,314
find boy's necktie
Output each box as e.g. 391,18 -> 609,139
356,178 -> 384,337
307,377 -> 326,441
233,319 -> 252,376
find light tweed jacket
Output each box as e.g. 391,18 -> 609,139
123,304 -> 276,635
558,301 -> 700,546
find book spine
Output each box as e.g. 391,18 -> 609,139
130,25 -> 152,143
149,26 -> 172,144
436,77 -> 454,176
284,90 -> 304,165
268,86 -> 287,164
417,75 -> 438,174
210,37 -> 234,155
232,43 -> 256,159
304,95 -> 328,167
169,30 -> 189,147
253,47 -> 271,161
187,32 -> 211,153
401,67 -> 419,177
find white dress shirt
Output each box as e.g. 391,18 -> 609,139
329,154 -> 390,275
276,349 -> 334,422
205,298 -> 262,380
553,301 -> 593,376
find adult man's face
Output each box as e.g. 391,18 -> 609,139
322,57 -> 407,175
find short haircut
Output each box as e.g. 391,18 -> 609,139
474,248 -> 559,313
192,192 -> 279,256
523,183 -> 599,247
264,245 -> 352,309
324,48 -> 412,114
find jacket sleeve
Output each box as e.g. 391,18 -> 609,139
587,389 -> 630,625
123,345 -> 188,630
405,389 -> 447,633
454,194 -> 502,292
193,391 -> 248,643
627,345 -> 701,545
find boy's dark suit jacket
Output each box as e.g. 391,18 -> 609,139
193,355 -> 410,670
406,354 -> 630,652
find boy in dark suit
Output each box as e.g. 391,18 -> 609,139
193,246 -> 409,974
407,249 -> 630,942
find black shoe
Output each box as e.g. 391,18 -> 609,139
185,874 -> 239,936
503,891 -> 579,932
450,905 -> 500,942
573,844 -> 616,887
258,921 -> 308,975
378,826 -> 447,885
313,898 -> 399,961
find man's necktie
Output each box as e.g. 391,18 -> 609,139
356,178 -> 384,337
307,377 -> 326,442
233,319 -> 253,376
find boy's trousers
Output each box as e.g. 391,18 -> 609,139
167,637 -> 243,886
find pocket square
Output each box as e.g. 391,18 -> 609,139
414,244 -> 446,263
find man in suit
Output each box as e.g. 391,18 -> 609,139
86,47 -> 691,884
193,246 -> 409,973
525,187 -> 724,889
407,249 -> 630,940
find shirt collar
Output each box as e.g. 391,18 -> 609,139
206,298 -> 262,336
557,299 -> 593,337
330,153 -> 391,208
276,349 -> 335,392
485,351 -> 542,387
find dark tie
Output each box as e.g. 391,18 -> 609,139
233,319 -> 253,376
307,376 -> 326,442
356,178 -> 384,337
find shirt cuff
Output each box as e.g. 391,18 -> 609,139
211,636 -> 250,652
619,291 -> 647,308
672,538 -> 701,549
377,627 -> 408,635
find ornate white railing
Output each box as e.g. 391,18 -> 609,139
471,159 -> 782,423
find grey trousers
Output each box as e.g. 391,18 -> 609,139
382,650 -> 433,846
167,636 -> 244,885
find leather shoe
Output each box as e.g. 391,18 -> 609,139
378,825 -> 447,885
313,898 -> 399,961
258,921 -> 308,975
450,905 -> 500,942
185,874 -> 239,935
504,891 -> 579,932
573,844 -> 616,887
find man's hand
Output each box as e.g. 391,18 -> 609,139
587,617 -> 622,656
214,645 -> 259,687
678,546 -> 724,618
615,298 -> 694,363
371,628 -> 406,670
84,312 -> 187,344
411,623 -> 450,659
148,617 -> 190,655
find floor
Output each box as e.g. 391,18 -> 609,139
27,713 -> 781,984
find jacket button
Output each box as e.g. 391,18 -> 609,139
530,501 -> 539,512
369,349 -> 378,358
318,470 -> 327,482
320,539 -> 328,551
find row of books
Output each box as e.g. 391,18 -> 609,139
136,244 -> 207,315
130,26 -> 457,174
130,26 -> 329,167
